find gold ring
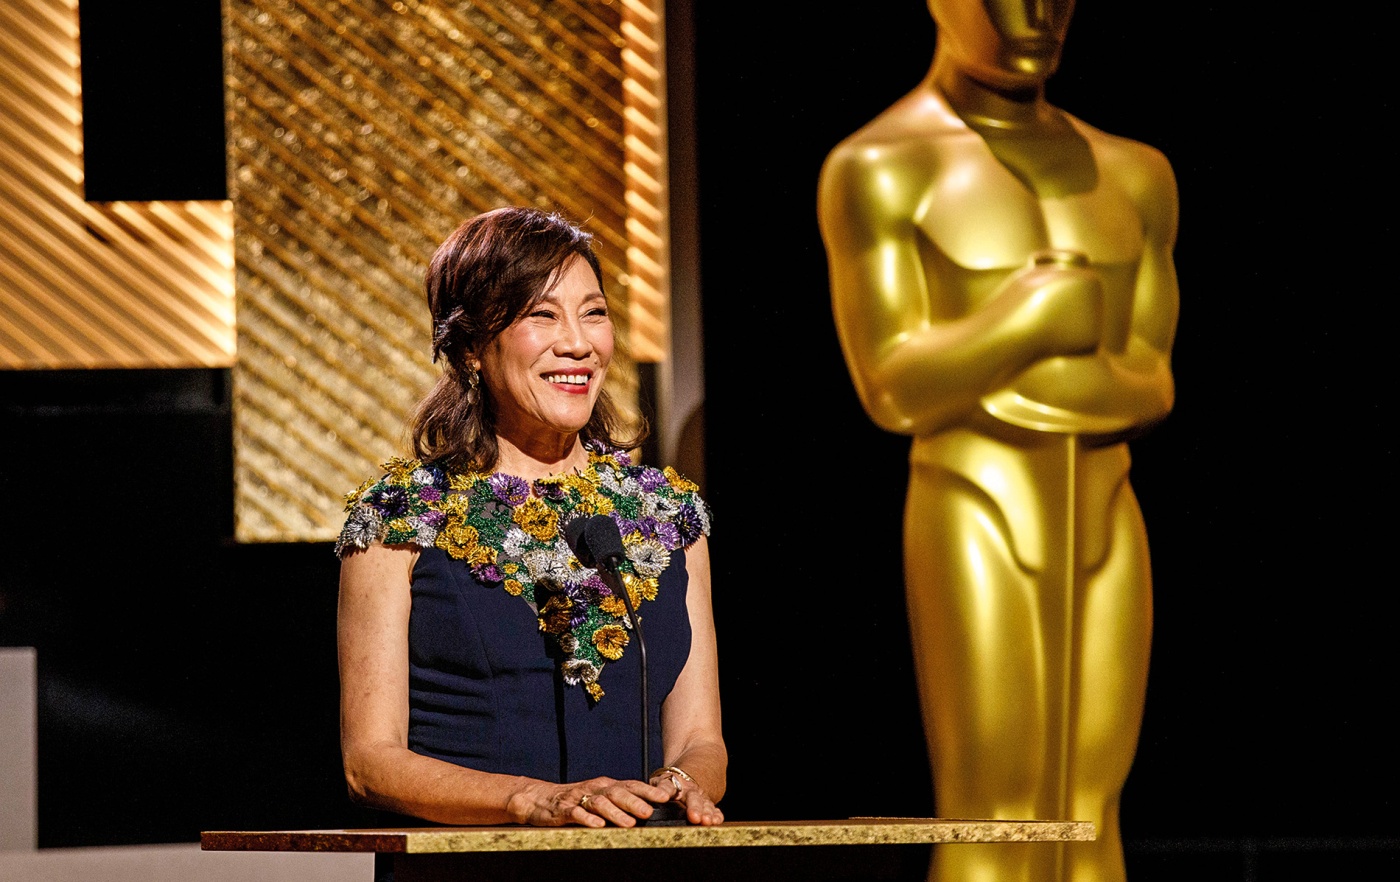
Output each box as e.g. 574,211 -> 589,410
667,774 -> 683,797
579,794 -> 592,808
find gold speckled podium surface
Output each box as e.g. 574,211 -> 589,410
204,818 -> 1093,881
202,818 -> 1093,853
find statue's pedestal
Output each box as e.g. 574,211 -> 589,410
202,817 -> 1094,881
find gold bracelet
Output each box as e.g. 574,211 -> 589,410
654,765 -> 694,784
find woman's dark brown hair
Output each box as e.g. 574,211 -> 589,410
409,206 -> 645,472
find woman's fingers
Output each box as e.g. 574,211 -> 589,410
568,778 -> 670,827
675,786 -> 724,826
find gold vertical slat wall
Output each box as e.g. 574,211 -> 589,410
0,0 -> 235,369
226,0 -> 671,542
620,0 -> 667,362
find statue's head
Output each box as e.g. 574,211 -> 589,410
929,0 -> 1075,91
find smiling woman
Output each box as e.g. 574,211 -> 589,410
332,207 -> 725,850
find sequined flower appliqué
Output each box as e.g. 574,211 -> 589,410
335,443 -> 711,700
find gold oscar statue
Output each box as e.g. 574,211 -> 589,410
818,2 -> 1177,881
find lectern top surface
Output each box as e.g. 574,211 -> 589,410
201,818 -> 1095,854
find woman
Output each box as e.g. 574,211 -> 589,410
335,206 -> 725,829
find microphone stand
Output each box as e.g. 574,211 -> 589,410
585,516 -> 687,826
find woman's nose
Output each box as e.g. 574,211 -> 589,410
552,316 -> 592,356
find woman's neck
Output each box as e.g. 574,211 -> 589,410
491,433 -> 590,482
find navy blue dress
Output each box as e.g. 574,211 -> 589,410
406,543 -> 692,784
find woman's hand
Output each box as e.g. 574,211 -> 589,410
506,777 -> 676,828
651,768 -> 725,826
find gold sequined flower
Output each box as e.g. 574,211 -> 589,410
575,488 -> 615,516
448,472 -> 480,492
343,478 -> 375,511
664,466 -> 698,493
623,572 -> 659,602
586,681 -> 604,701
599,594 -> 628,617
538,595 -> 572,634
592,624 -> 630,661
513,497 -> 559,542
503,579 -> 524,596
465,542 -> 497,566
435,521 -> 479,560
439,493 -> 470,518
385,457 -> 420,486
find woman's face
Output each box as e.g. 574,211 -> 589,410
478,255 -> 614,446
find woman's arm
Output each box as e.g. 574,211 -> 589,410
654,535 -> 727,825
338,543 -> 672,827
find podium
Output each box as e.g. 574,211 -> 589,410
202,818 -> 1094,881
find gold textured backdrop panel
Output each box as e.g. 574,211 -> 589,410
227,0 -> 669,542
619,0 -> 668,362
0,0 -> 235,369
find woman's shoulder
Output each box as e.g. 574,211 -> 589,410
334,456 -> 454,559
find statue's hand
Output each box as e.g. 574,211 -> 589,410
1007,249 -> 1103,359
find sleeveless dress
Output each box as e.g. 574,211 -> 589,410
336,443 -> 712,790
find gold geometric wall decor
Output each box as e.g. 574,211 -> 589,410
225,0 -> 672,542
0,0 -> 236,369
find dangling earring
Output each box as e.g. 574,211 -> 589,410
465,363 -> 480,407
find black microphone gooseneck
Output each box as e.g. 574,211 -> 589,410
570,514 -> 685,825
580,515 -> 650,781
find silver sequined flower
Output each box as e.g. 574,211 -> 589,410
642,493 -> 680,521
626,538 -> 671,578
562,658 -> 600,685
334,505 -> 383,554
524,547 -> 572,587
502,525 -> 532,557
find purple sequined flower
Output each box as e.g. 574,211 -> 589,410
472,563 -> 503,584
637,467 -> 667,492
632,516 -> 661,541
368,485 -> 411,519
488,473 -> 530,506
563,584 -> 591,628
419,486 -> 443,502
614,517 -> 640,538
654,521 -> 681,549
419,509 -> 446,527
675,503 -> 704,546
535,479 -> 566,500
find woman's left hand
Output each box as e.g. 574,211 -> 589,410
652,770 -> 724,826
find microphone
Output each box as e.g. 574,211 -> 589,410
583,514 -> 628,574
567,514 -> 685,825
564,516 -> 594,566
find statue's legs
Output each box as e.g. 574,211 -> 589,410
1066,476 -> 1152,882
905,435 -> 1150,882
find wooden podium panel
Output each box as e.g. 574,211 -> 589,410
203,818 -> 1094,882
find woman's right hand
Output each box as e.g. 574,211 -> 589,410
507,777 -> 676,828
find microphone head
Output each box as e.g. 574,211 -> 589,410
564,516 -> 595,566
583,514 -> 626,571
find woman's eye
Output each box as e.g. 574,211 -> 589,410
529,309 -> 556,319
586,307 -> 609,318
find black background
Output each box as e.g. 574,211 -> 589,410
1,1 -> 1393,877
